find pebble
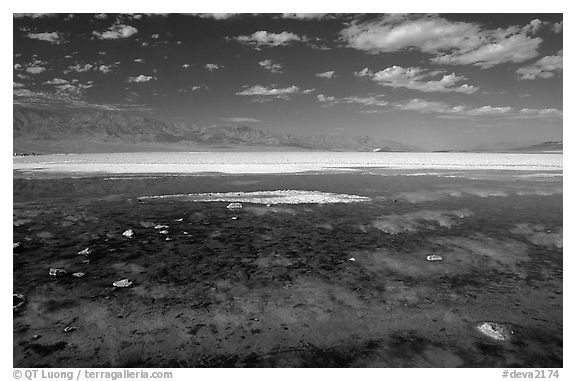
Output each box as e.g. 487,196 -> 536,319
49,268 -> 68,277
113,279 -> 133,288
72,272 -> 85,278
426,254 -> 443,261
158,230 -> 169,235
154,225 -> 169,229
227,202 -> 243,210
476,322 -> 512,341
122,229 -> 134,238
77,248 -> 92,256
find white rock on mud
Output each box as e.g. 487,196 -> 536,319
77,248 -> 92,256
49,268 -> 68,277
113,279 -> 133,288
426,254 -> 443,261
122,229 -> 134,238
476,322 -> 513,341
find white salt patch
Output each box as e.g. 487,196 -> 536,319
138,190 -> 370,205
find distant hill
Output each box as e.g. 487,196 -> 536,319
463,140 -> 563,153
13,106 -> 422,153
512,141 -> 562,152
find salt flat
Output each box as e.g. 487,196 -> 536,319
13,151 -> 563,175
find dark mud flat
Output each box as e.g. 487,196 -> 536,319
13,171 -> 563,367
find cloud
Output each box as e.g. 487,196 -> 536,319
98,65 -> 113,74
236,85 -> 311,99
182,63 -> 190,68
205,63 -> 221,71
340,14 -> 542,68
67,63 -> 93,73
43,78 -> 68,85
234,31 -> 303,47
281,13 -> 328,20
26,31 -> 65,44
93,22 -> 138,39
195,13 -> 238,20
128,75 -> 154,83
359,66 -> 478,94
94,13 -> 108,20
14,13 -> 57,19
317,94 -> 388,109
517,50 -> 563,80
551,21 -> 563,33
13,82 -> 25,88
372,209 -> 473,234
25,66 -> 46,75
395,98 -> 560,120
151,33 -> 159,39
220,117 -> 263,123
316,71 -> 335,79
259,59 -> 283,73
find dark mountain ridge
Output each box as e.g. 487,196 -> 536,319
13,106 -> 422,153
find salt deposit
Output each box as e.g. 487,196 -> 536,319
138,190 -> 371,205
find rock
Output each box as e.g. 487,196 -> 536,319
81,259 -> 90,264
165,237 -> 172,241
49,268 -> 68,277
476,322 -> 512,341
227,202 -> 243,210
122,229 -> 134,238
13,242 -> 21,249
174,218 -> 183,222
158,230 -> 169,235
154,225 -> 169,229
426,254 -> 443,261
183,232 -> 189,235
13,294 -> 25,312
231,216 -> 238,220
77,248 -> 92,256
349,258 -> 356,262
113,279 -> 133,288
64,325 -> 79,333
72,272 -> 85,278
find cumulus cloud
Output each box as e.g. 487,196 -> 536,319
13,82 -> 25,88
358,66 -> 478,94
205,63 -> 221,71
281,13 -> 329,20
43,78 -> 68,85
259,59 -> 283,73
340,14 -> 542,68
317,94 -> 388,108
372,209 -> 473,234
14,13 -> 57,19
236,85 -> 312,100
94,13 -> 108,20
25,66 -> 46,75
517,51 -> 563,80
395,98 -> 560,120
234,31 -> 303,47
128,75 -> 154,83
98,65 -> 113,74
316,70 -> 335,79
196,13 -> 238,20
26,31 -> 65,44
551,21 -> 562,33
67,63 -> 93,73
93,22 -> 138,39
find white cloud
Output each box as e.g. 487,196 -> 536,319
551,21 -> 563,33
281,13 -> 328,20
517,51 -> 563,80
26,31 -> 65,44
317,94 -> 388,108
196,13 -> 238,20
316,71 -> 335,79
68,63 -> 93,72
234,31 -> 303,47
182,63 -> 190,68
340,15 -> 542,68
44,78 -> 68,85
98,65 -> 113,74
14,13 -> 57,19
205,63 -> 221,71
236,85 -> 311,99
94,13 -> 108,20
26,66 -> 46,75
259,59 -> 283,73
13,82 -> 25,88
93,22 -> 138,40
128,75 -> 154,83
360,66 -> 478,94
395,98 -> 560,120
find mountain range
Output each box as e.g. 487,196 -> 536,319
13,106 -> 422,154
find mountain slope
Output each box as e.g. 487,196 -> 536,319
13,106 -> 422,153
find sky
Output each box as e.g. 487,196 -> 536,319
13,13 -> 563,150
